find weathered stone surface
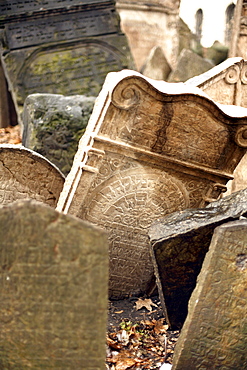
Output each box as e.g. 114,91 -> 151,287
149,187 -> 247,329
116,0 -> 180,71
168,49 -> 214,82
229,0 -> 247,60
22,94 -> 96,175
0,0 -> 133,124
185,57 -> 247,106
141,46 -> 172,81
0,199 -> 108,369
0,144 -> 64,207
172,220 -> 247,369
186,57 -> 247,195
57,70 -> 247,298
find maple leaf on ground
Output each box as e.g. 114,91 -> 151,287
135,298 -> 158,312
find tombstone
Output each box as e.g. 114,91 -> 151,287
172,220 -> 247,369
0,0 -> 133,125
185,57 -> 247,106
22,94 -> 96,175
116,0 -> 180,71
149,187 -> 247,329
186,57 -> 247,194
57,69 -> 247,299
0,144 -> 64,207
141,46 -> 172,81
0,199 -> 108,369
168,49 -> 214,82
229,0 -> 247,60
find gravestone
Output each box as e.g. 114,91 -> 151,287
229,0 -> 247,60
22,94 -> 96,175
186,57 -> 247,195
141,46 -> 172,81
172,220 -> 247,369
57,70 -> 247,299
168,49 -> 214,82
0,199 -> 108,369
149,187 -> 247,329
0,0 -> 133,124
0,144 -> 64,207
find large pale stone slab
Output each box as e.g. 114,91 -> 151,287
172,220 -> 247,369
22,94 -> 96,175
149,188 -> 247,329
141,46 -> 172,81
0,144 -> 64,207
57,70 -> 247,299
0,200 -> 108,369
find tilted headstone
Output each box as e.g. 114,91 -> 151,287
149,187 -> 247,329
0,199 -> 108,369
172,220 -> 247,369
0,0 -> 133,124
0,144 -> 64,207
168,49 -> 214,82
141,46 -> 172,81
57,70 -> 247,299
22,94 -> 96,175
186,57 -> 247,195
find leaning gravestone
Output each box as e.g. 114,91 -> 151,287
0,144 -> 64,207
22,94 -> 96,175
0,0 -> 133,123
0,199 -> 108,369
141,46 -> 172,81
172,220 -> 247,369
57,69 -> 247,299
168,49 -> 214,82
149,187 -> 247,329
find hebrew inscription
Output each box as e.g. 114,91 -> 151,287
172,220 -> 247,369
0,145 -> 64,207
57,70 -> 247,298
0,200 -> 108,369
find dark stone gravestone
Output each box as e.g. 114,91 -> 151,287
172,220 -> 247,369
22,94 -> 96,175
0,144 -> 64,207
0,199 -> 108,369
0,0 -> 133,124
57,69 -> 247,299
149,187 -> 247,330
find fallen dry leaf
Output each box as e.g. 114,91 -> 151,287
135,298 -> 158,312
115,358 -> 136,370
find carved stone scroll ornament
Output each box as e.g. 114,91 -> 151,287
57,70 -> 247,298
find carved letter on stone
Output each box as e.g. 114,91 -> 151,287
172,220 -> 247,369
0,144 -> 64,207
57,70 -> 247,298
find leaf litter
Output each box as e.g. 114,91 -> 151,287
106,295 -> 180,369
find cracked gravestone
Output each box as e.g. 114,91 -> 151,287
0,0 -> 133,124
57,69 -> 247,299
0,144 -> 64,207
22,94 -> 96,175
149,187 -> 247,329
0,199 -> 108,369
172,220 -> 247,369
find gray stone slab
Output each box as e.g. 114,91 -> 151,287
57,70 -> 247,299
0,144 -> 64,207
168,49 -> 214,82
0,1 -> 133,124
149,187 -> 247,329
22,94 -> 96,175
0,199 -> 108,369
172,220 -> 247,369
